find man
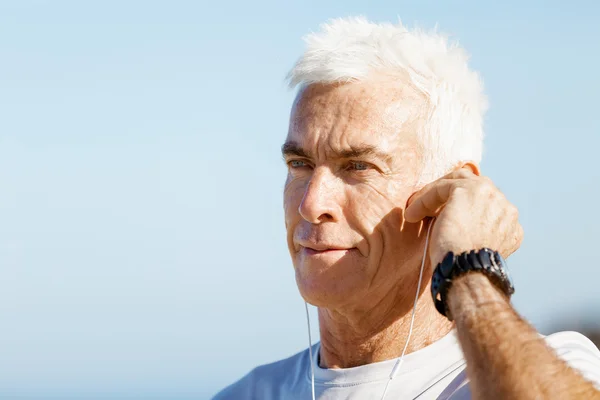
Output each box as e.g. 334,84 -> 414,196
214,17 -> 600,399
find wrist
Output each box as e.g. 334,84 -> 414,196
447,273 -> 511,324
431,249 -> 515,321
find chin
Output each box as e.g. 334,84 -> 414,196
293,256 -> 367,308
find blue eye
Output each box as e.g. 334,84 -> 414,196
289,160 -> 307,168
349,161 -> 369,171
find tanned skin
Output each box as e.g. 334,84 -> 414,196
406,167 -> 600,400
447,273 -> 600,400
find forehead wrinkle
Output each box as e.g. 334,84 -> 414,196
288,79 -> 424,167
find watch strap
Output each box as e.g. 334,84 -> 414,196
431,248 -> 515,320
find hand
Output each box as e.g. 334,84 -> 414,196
405,166 -> 523,267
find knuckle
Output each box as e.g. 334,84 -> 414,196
481,175 -> 493,184
517,223 -> 525,239
474,180 -> 494,196
482,178 -> 497,191
511,224 -> 524,250
448,183 -> 468,198
510,204 -> 520,219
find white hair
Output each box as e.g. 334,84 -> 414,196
287,17 -> 488,184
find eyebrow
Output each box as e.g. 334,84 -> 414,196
281,141 -> 393,165
281,141 -> 310,159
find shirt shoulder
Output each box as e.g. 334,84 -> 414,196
441,330 -> 600,399
544,330 -> 600,389
211,347 -> 311,400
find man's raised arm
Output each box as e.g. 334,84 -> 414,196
405,166 -> 600,399
449,272 -> 600,399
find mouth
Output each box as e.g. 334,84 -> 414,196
300,246 -> 357,256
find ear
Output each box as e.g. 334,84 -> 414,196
460,161 -> 481,176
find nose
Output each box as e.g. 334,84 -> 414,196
298,167 -> 341,224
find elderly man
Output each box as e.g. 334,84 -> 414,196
214,17 -> 600,399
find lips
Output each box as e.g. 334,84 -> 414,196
296,238 -> 354,251
312,247 -> 354,253
293,227 -> 361,255
301,244 -> 350,252
296,240 -> 359,258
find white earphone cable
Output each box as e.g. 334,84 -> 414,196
305,301 -> 316,400
305,218 -> 434,400
379,219 -> 434,399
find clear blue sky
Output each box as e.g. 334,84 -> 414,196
1,0 -> 599,398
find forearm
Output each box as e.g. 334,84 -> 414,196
448,273 -> 600,400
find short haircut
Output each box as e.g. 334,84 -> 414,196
287,17 -> 488,184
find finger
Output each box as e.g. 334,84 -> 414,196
405,179 -> 468,223
406,167 -> 476,208
446,166 -> 477,180
405,167 -> 475,209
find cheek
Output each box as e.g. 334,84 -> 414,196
347,180 -> 406,233
347,181 -> 419,266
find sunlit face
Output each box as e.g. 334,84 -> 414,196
283,78 -> 431,309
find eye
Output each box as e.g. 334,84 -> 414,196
348,161 -> 370,171
288,159 -> 309,169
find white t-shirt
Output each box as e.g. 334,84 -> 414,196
213,330 -> 600,399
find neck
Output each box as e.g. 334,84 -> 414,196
317,281 -> 453,369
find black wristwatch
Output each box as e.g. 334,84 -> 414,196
431,248 -> 515,321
